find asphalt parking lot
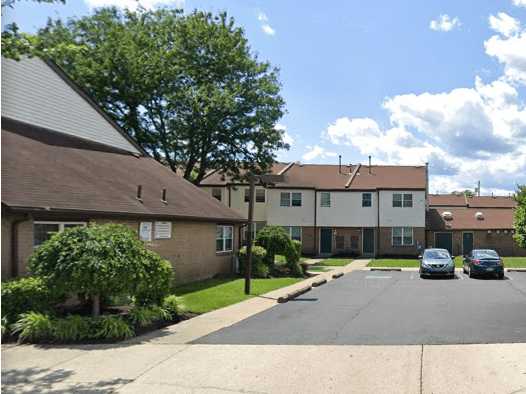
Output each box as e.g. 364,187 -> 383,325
195,270 -> 526,346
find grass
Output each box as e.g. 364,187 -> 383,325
503,257 -> 526,268
316,258 -> 354,267
175,277 -> 302,314
274,255 -> 307,265
307,266 -> 332,272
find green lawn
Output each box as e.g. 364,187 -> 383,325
274,255 -> 307,265
316,258 -> 354,267
307,266 -> 332,272
175,277 -> 302,314
503,257 -> 526,268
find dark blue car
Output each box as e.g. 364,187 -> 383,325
463,249 -> 504,279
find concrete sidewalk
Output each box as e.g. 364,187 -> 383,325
2,343 -> 525,393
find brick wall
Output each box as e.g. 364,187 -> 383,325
2,213 -> 239,284
378,227 -> 425,257
300,226 -> 316,255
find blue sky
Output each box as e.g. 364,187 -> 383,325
4,0 -> 526,194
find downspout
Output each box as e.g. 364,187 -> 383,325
11,214 -> 30,278
228,185 -> 232,208
376,190 -> 380,258
314,190 -> 318,256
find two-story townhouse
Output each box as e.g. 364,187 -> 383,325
201,162 -> 427,257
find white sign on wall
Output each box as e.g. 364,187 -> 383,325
154,221 -> 172,239
139,222 -> 152,241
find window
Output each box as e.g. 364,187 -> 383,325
212,188 -> 222,201
393,193 -> 413,208
291,192 -> 302,207
216,225 -> 233,252
256,189 -> 266,203
280,192 -> 302,207
244,188 -> 250,203
362,193 -> 372,207
280,192 -> 290,207
320,192 -> 331,207
282,226 -> 302,242
243,222 -> 265,245
33,222 -> 86,248
336,235 -> 344,249
392,227 -> 413,246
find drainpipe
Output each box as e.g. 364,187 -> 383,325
314,190 -> 318,256
11,214 -> 30,278
228,185 -> 232,208
376,190 -> 380,258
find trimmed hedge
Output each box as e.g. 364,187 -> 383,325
1,276 -> 65,324
238,246 -> 269,278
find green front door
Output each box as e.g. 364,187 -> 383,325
320,228 -> 332,254
435,232 -> 453,255
362,228 -> 375,255
462,232 -> 473,256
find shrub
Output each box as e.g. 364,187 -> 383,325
255,226 -> 303,277
94,315 -> 134,340
2,316 -> 8,338
1,276 -> 65,324
52,315 -> 91,342
29,224 -> 173,316
238,246 -> 269,278
12,312 -> 53,343
162,295 -> 179,318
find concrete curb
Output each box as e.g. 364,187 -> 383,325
312,278 -> 327,287
507,268 -> 526,272
332,272 -> 344,279
370,268 -> 402,272
277,285 -> 312,303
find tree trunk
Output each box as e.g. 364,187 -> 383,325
91,294 -> 101,317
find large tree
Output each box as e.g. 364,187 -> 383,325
3,8 -> 287,183
514,185 -> 526,248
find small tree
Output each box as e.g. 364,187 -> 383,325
514,185 -> 526,248
29,224 -> 173,316
255,226 -> 303,276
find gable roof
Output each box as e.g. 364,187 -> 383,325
427,207 -> 515,230
2,120 -> 244,223
429,194 -> 516,208
202,162 -> 427,190
1,57 -> 143,155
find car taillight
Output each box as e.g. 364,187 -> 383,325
472,259 -> 480,265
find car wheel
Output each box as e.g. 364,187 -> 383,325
497,272 -> 504,280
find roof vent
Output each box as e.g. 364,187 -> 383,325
442,211 -> 453,220
475,211 -> 484,220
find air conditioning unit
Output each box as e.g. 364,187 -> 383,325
442,211 -> 453,220
475,211 -> 484,220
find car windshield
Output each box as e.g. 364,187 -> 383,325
473,250 -> 499,259
424,250 -> 450,259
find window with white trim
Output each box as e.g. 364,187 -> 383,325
282,226 -> 302,242
392,227 -> 413,246
256,189 -> 266,203
33,221 -> 87,248
362,193 -> 372,207
393,193 -> 413,208
243,222 -> 265,245
320,192 -> 331,207
216,225 -> 233,252
280,192 -> 302,207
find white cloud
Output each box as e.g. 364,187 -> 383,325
258,12 -> 276,36
84,0 -> 183,10
429,14 -> 461,32
489,12 -> 520,37
513,0 -> 526,7
302,145 -> 337,161
485,30 -> 526,84
276,123 -> 294,146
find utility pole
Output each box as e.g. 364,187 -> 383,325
244,176 -> 255,295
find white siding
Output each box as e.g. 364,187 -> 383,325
316,191 -> 377,227
201,185 -> 267,221
379,190 -> 426,227
1,57 -> 140,154
266,189 -> 315,226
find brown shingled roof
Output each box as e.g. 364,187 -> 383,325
2,124 -> 244,222
429,194 -> 517,208
200,162 -> 289,185
202,162 -> 427,190
427,207 -> 515,230
429,194 -> 467,207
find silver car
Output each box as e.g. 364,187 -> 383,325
419,248 -> 455,279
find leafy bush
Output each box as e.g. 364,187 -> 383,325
12,312 -> 53,343
52,315 -> 91,342
2,316 -> 8,338
1,276 -> 64,324
162,295 -> 179,318
94,315 -> 134,340
255,226 -> 303,277
238,246 -> 269,278
514,185 -> 526,248
29,224 -> 173,316
129,305 -> 172,328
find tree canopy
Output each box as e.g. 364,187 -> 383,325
514,185 -> 526,248
3,7 -> 287,184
